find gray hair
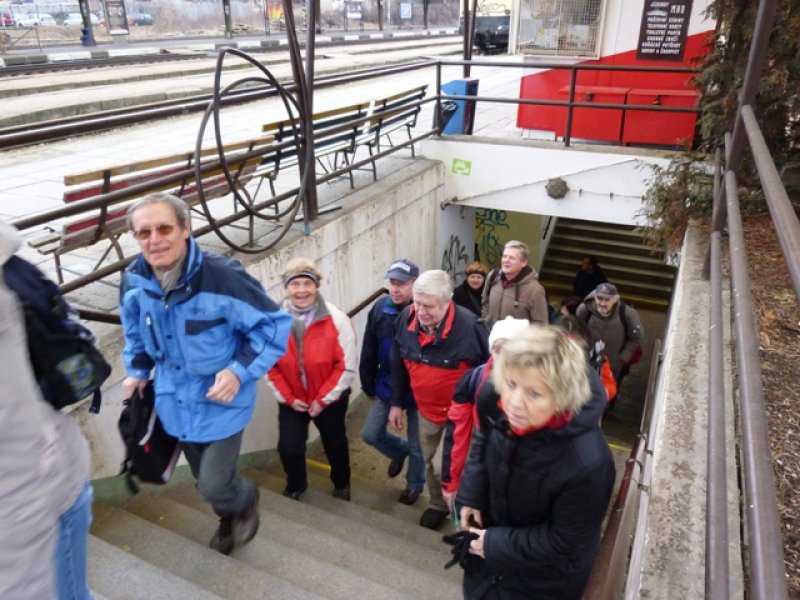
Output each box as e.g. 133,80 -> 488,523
126,193 -> 190,231
504,240 -> 529,262
493,325 -> 590,414
412,269 -> 452,303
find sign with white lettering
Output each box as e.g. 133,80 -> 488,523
636,0 -> 692,61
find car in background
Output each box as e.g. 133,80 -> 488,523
63,13 -> 100,26
1,12 -> 15,27
131,12 -> 153,26
17,13 -> 56,27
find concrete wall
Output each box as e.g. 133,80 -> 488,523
82,159 -> 446,481
421,137 -> 671,226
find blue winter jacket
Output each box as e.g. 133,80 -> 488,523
358,295 -> 414,407
120,238 -> 292,443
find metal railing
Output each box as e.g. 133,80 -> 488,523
703,0 -> 791,597
582,339 -> 662,600
9,55 -> 699,298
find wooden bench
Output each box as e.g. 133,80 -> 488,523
259,102 -> 371,195
31,136 -> 274,283
358,85 -> 428,160
258,85 -> 428,190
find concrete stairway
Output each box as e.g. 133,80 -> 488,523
89,459 -> 461,599
539,217 -> 676,311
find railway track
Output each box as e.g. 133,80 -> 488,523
0,31 -> 457,77
0,57 -> 439,149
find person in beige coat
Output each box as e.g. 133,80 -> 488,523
481,240 -> 548,327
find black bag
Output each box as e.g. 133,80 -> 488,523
118,381 -> 180,494
2,255 -> 111,413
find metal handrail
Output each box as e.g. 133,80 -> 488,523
699,0 -> 790,594
582,338 -> 662,600
706,147 -> 729,600
723,165 -> 788,599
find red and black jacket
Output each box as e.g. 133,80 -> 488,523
390,301 -> 489,425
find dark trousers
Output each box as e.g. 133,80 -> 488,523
278,389 -> 351,491
181,430 -> 256,518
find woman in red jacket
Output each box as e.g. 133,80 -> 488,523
267,258 -> 357,500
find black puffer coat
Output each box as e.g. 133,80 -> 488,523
456,368 -> 615,600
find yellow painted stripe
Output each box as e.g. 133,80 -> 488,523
608,442 -> 632,453
306,458 -> 332,472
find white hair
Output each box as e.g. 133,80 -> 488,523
413,269 -> 452,303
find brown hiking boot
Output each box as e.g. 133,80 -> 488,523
233,488 -> 260,546
209,517 -> 234,555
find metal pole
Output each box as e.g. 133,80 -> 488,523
222,0 -> 233,38
434,61 -> 442,133
305,0 -> 318,221
564,67 -> 577,147
724,170 -> 789,600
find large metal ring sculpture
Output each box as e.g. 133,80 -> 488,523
193,47 -> 311,254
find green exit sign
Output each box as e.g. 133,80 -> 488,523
452,158 -> 472,176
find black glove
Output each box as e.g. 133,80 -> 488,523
442,530 -> 480,570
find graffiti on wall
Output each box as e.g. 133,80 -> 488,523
441,234 -> 469,280
475,208 -> 509,267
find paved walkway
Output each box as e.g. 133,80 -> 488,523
0,52 -> 525,230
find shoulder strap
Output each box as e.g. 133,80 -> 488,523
487,268 -> 501,289
619,301 -> 627,328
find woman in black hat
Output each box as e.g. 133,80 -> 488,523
453,261 -> 490,317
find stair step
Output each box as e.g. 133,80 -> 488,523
256,460 -> 449,533
538,268 -> 674,297
160,484 -> 461,598
540,259 -> 676,283
243,467 -> 447,553
540,281 -> 670,311
545,244 -> 671,268
88,535 -> 225,600
120,491 -> 405,600
92,501 -> 316,599
555,221 -> 646,244
550,233 -> 660,257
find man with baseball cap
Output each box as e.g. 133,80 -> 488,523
359,259 -> 426,505
576,282 -> 643,404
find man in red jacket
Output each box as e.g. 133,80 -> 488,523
390,269 -> 490,530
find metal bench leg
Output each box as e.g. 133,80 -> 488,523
54,251 -> 65,285
368,144 -> 377,181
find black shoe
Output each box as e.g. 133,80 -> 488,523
282,485 -> 307,501
419,507 -> 450,530
387,456 -> 406,478
233,488 -> 260,546
209,516 -> 235,555
332,485 -> 351,501
398,488 -> 422,506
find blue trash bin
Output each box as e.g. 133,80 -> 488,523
80,26 -> 95,47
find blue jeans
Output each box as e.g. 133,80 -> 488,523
361,399 -> 425,492
56,482 -> 94,600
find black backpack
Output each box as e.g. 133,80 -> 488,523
3,256 -> 111,413
117,380 -> 180,494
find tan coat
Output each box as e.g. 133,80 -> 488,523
481,266 -> 548,326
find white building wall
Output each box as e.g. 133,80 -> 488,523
420,137 -> 671,226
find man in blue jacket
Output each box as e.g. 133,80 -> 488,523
120,193 -> 292,556
359,259 -> 425,505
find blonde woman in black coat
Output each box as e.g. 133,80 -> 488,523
456,325 -> 615,600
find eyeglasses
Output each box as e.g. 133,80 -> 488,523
131,224 -> 176,240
